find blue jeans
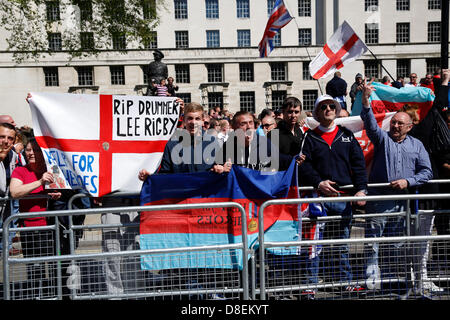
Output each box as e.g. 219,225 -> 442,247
365,200 -> 406,282
322,200 -> 353,283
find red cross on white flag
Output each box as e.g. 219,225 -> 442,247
28,93 -> 180,197
309,21 -> 368,80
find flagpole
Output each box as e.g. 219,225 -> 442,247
366,47 -> 396,82
283,0 -> 324,95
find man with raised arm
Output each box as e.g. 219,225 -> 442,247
360,82 -> 433,292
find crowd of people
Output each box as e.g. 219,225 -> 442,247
1,66 -> 450,299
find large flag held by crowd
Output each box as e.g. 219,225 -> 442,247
139,112 -> 397,270
258,0 -> 293,58
140,159 -> 301,270
28,93 -> 180,197
351,82 -> 435,119
309,21 -> 368,80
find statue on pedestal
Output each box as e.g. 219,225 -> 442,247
146,49 -> 168,96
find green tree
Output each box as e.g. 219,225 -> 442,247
0,0 -> 163,63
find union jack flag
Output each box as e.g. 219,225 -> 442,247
258,0 -> 293,58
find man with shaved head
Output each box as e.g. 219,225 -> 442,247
0,115 -> 16,127
360,82 -> 433,292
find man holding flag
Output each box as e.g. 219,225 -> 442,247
299,94 -> 368,293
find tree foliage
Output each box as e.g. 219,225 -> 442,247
0,0 -> 163,63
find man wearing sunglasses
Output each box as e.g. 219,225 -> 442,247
405,73 -> 419,87
299,94 -> 368,293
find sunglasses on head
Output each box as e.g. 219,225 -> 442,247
320,104 -> 336,110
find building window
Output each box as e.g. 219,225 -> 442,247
239,63 -> 254,82
43,67 -> 59,86
271,90 -> 286,110
141,65 -> 149,84
302,61 -> 313,80
428,0 -> 441,10
175,31 -> 189,48
205,0 -> 219,18
77,66 -> 94,86
206,30 -> 220,48
273,32 -> 281,47
428,22 -> 441,43
77,0 -> 93,21
240,92 -> 255,113
365,0 -> 378,11
298,0 -> 311,17
396,0 -> 410,11
142,0 -> 156,19
365,23 -> 379,44
302,90 -> 318,111
298,28 -> 312,46
174,0 -> 188,19
207,64 -> 223,83
364,60 -> 380,79
271,62 -> 287,81
110,66 -> 125,85
46,1 -> 60,21
426,58 -> 440,75
396,59 -> 410,78
48,33 -> 62,51
237,30 -> 251,47
175,64 -> 190,83
267,0 -> 276,15
177,93 -> 192,103
236,0 -> 250,18
208,92 -> 223,110
80,32 -> 94,50
112,33 -> 126,50
396,23 -> 410,43
143,31 -> 157,49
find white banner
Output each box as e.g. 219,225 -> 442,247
28,93 -> 180,197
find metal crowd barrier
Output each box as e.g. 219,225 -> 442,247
1,180 -> 450,300
258,192 -> 450,300
1,202 -> 249,300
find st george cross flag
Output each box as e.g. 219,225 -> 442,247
309,21 -> 368,80
258,0 -> 293,58
28,93 -> 180,197
139,159 -> 300,270
350,82 -> 435,120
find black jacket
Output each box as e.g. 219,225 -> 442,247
215,132 -> 292,171
270,121 -> 304,157
299,126 -> 368,192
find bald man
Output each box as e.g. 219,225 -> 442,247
360,83 -> 433,291
0,115 -> 16,127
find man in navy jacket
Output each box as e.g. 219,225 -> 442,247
300,94 -> 368,292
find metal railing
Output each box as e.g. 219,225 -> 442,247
1,202 -> 249,300
1,180 -> 450,300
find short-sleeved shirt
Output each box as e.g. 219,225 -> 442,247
11,166 -> 47,227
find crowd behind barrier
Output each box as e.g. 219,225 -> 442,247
1,68 -> 450,300
1,181 -> 450,300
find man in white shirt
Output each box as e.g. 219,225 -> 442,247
404,73 -> 419,87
